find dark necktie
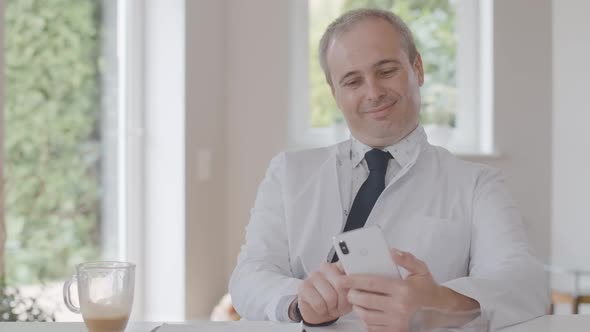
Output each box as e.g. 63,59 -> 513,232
332,149 -> 392,262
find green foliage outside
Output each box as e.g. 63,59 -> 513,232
309,0 -> 457,127
4,0 -> 102,287
0,277 -> 55,321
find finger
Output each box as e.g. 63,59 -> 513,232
320,263 -> 350,313
299,280 -> 329,315
311,273 -> 340,315
335,261 -> 346,274
320,262 -> 346,280
347,289 -> 390,312
352,304 -> 390,326
391,249 -> 429,277
340,275 -> 400,294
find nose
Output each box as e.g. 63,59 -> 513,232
366,78 -> 386,102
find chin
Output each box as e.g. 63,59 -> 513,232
352,133 -> 393,148
352,124 -> 408,146
372,123 -> 403,138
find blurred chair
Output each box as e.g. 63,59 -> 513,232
210,293 -> 240,321
545,265 -> 590,314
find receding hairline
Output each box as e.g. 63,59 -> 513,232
319,9 -> 418,85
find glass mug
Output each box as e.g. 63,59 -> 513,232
63,261 -> 135,332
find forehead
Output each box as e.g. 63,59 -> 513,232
326,19 -> 407,77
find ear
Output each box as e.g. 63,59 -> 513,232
413,53 -> 425,87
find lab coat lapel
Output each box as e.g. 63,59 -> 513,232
301,141 -> 351,271
364,140 -> 423,229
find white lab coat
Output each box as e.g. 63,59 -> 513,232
229,134 -> 549,328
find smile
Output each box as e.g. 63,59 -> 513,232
365,101 -> 397,119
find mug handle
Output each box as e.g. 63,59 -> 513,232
63,275 -> 80,313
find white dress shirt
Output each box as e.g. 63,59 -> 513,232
349,126 -> 423,208
229,125 -> 549,328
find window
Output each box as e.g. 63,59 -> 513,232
1,0 -> 144,321
297,0 -> 493,153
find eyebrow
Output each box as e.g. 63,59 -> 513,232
337,59 -> 402,86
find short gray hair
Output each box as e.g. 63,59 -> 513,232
319,8 -> 418,85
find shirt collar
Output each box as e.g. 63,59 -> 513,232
350,125 -> 426,169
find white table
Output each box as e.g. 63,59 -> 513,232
496,315 -> 590,331
1,315 -> 589,331
0,322 -> 160,332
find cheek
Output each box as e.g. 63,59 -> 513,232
336,92 -> 362,114
392,82 -> 410,97
387,73 -> 413,95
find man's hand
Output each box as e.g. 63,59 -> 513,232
341,249 -> 479,332
292,262 -> 353,324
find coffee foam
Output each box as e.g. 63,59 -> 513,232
81,302 -> 130,319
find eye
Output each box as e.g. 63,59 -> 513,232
380,68 -> 398,77
344,80 -> 360,87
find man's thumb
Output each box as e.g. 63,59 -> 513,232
391,248 -> 428,276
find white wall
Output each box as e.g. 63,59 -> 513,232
225,0 -> 291,273
551,0 -> 590,270
184,0 -> 294,318
184,0 -> 563,317
483,0 -> 553,261
185,0 -> 229,320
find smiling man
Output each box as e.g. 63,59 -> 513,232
325,12 -> 422,149
229,8 -> 548,332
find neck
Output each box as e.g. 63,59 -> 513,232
353,123 -> 419,149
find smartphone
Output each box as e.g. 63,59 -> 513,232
332,225 -> 402,278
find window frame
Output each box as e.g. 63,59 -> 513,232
0,0 -> 187,321
0,0 -> 5,281
289,0 -> 494,154
118,0 -> 147,320
0,0 -> 148,320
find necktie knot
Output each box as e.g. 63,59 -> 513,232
365,149 -> 392,172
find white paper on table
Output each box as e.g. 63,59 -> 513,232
303,320 -> 365,332
155,320 -> 303,332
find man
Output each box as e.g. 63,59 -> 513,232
229,8 -> 548,331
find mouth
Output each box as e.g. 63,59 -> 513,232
365,101 -> 397,119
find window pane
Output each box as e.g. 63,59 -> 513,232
309,0 -> 457,129
3,0 -> 120,321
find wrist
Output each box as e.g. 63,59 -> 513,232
290,298 -> 339,326
288,297 -> 301,322
435,286 -> 480,312
433,285 -> 448,309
